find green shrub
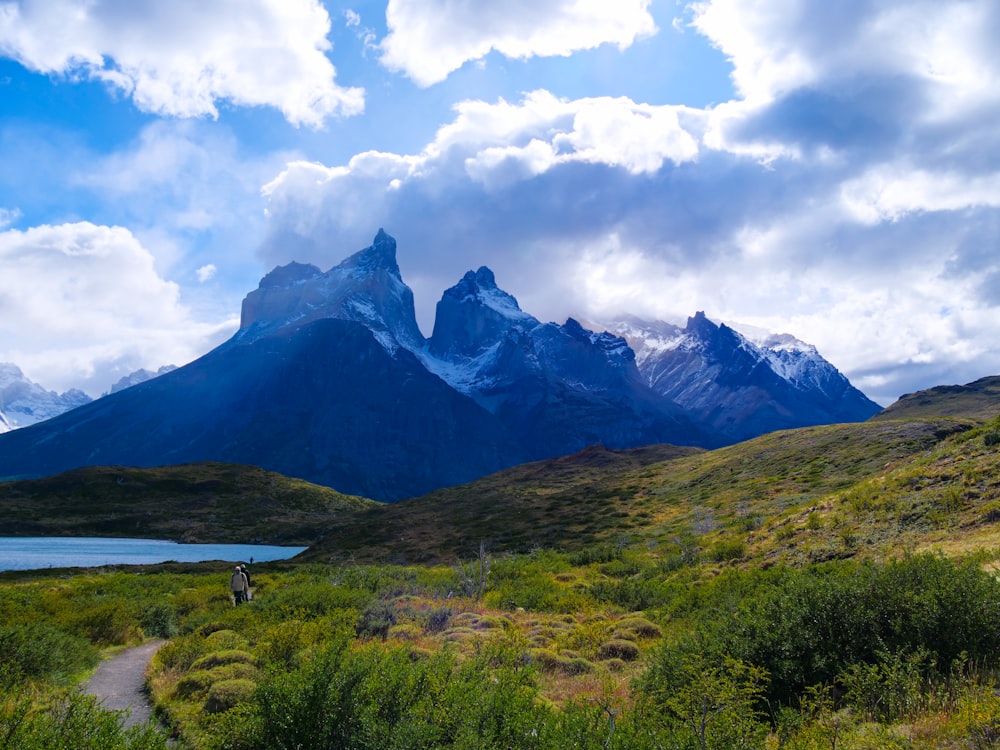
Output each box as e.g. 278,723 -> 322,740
423,606 -> 453,633
355,598 -> 397,641
175,670 -> 215,699
709,538 -> 747,562
598,639 -> 640,662
139,600 -> 178,639
721,554 -> 1000,706
204,629 -> 249,651
242,635 -> 550,749
614,616 -> 662,640
257,618 -> 331,670
0,690 -> 168,749
0,622 -> 97,685
155,634 -> 209,672
191,649 -> 255,671
72,602 -> 139,646
839,648 -> 933,722
175,663 -> 257,699
568,543 -> 625,566
204,678 -> 257,714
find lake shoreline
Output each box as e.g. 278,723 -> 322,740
0,536 -> 308,574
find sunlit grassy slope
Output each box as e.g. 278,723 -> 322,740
872,374 -> 1000,422
299,416 -> 1000,566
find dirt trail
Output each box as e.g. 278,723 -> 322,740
83,639 -> 165,728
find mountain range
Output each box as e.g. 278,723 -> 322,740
0,363 -> 179,434
0,230 -> 880,501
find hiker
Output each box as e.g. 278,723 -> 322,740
230,565 -> 249,605
241,563 -> 252,601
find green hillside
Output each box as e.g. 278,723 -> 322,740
5,379 -> 1000,750
872,374 -> 1000,422
298,417 -> 991,565
0,462 -> 374,545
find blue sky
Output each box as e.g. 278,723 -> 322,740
1,0 -> 999,406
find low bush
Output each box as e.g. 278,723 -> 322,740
204,678 -> 257,714
598,639 -> 640,662
614,616 -> 662,640
204,629 -> 249,651
0,622 -> 97,685
0,690 -> 168,750
191,650 -> 256,671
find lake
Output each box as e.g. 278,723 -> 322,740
0,537 -> 307,572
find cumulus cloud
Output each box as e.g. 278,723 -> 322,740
0,0 -> 364,126
196,264 -> 217,282
258,0 -> 1000,405
0,222 -> 237,395
380,0 -> 657,86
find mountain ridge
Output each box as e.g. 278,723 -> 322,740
0,230 -> 881,499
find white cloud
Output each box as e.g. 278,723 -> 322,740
380,0 -> 657,86
0,222 -> 236,395
196,263 -> 217,282
0,0 -> 364,126
840,166 -> 1000,225
0,207 -> 20,229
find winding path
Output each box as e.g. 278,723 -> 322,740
83,639 -> 166,728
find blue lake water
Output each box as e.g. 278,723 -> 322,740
0,537 -> 307,572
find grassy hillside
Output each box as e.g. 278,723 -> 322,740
872,374 -> 1000,422
0,462 -> 374,545
298,418 -> 986,565
5,378 -> 1000,750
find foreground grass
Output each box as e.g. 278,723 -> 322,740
4,414 -> 1000,747
4,546 -> 1000,749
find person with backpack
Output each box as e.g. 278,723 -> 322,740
229,565 -> 249,605
240,563 -> 253,601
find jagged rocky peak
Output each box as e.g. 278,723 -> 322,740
686,310 -> 718,336
341,227 -> 401,276
429,265 -> 536,359
258,261 -> 322,289
237,229 -> 424,352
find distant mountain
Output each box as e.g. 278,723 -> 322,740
0,230 -> 879,500
108,365 -> 178,395
0,363 -> 92,433
596,313 -> 881,441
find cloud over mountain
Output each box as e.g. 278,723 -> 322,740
0,222 -> 236,395
257,0 -> 1000,405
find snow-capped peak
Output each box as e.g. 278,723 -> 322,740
236,229 -> 425,354
448,267 -> 535,323
0,362 -> 92,430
